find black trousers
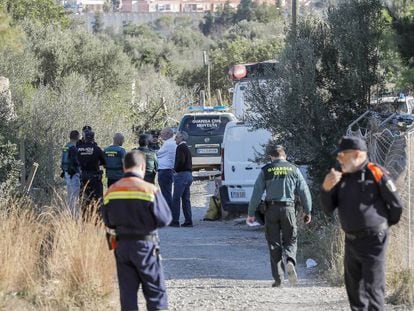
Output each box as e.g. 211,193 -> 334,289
344,230 -> 388,311
80,175 -> 103,220
144,172 -> 156,184
264,204 -> 297,284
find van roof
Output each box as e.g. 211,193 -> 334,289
181,112 -> 235,117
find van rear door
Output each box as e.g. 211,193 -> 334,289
223,125 -> 271,201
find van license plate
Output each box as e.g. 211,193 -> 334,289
197,148 -> 218,154
230,190 -> 246,198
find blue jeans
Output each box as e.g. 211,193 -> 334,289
172,171 -> 193,224
158,169 -> 173,209
64,172 -> 80,217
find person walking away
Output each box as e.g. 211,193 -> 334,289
246,144 -> 312,287
104,133 -> 126,187
61,130 -> 81,216
137,134 -> 158,184
320,136 -> 402,311
171,131 -> 193,227
102,150 -> 172,311
157,127 -> 176,209
77,130 -> 106,217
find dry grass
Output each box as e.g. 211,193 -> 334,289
0,199 -> 44,295
0,197 -> 116,310
386,226 -> 414,306
302,216 -> 414,307
300,220 -> 344,285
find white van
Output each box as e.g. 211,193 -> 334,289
219,121 -> 272,213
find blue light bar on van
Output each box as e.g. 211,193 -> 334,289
187,105 -> 229,112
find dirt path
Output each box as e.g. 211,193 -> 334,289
147,180 -> 407,311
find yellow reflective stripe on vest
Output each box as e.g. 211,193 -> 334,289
104,191 -> 155,205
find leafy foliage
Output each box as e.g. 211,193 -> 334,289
1,0 -> 69,27
247,0 -> 384,182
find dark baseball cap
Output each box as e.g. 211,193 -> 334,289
334,136 -> 367,154
82,125 -> 92,132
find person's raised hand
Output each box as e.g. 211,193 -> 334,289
322,168 -> 342,191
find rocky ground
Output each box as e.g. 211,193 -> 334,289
136,179 -> 410,311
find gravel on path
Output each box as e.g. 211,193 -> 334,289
136,180 -> 410,311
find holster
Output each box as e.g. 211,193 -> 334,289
105,228 -> 117,250
254,201 -> 266,225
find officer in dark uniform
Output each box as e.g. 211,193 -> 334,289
247,144 -> 312,287
102,150 -> 172,311
104,133 -> 126,187
76,125 -> 96,147
321,136 -> 403,311
137,134 -> 158,184
77,130 -> 106,213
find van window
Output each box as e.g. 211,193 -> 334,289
226,127 -> 266,162
180,115 -> 231,136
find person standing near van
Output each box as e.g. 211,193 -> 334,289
157,127 -> 176,209
137,134 -> 158,184
104,133 -> 126,187
247,144 -> 312,287
171,131 -> 193,227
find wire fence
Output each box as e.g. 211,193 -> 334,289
347,111 -> 414,271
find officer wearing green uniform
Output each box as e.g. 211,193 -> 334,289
137,134 -> 158,184
61,130 -> 81,215
247,144 -> 312,287
104,133 -> 126,187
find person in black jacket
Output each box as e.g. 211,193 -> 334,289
103,150 -> 172,311
77,131 -> 106,215
170,131 -> 193,227
320,136 -> 403,311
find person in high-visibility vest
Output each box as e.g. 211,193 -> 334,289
102,150 -> 171,311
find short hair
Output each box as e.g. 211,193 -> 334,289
177,131 -> 189,141
113,133 -> 124,144
124,150 -> 146,169
139,134 -> 150,147
69,130 -> 80,140
268,144 -> 286,158
162,127 -> 174,138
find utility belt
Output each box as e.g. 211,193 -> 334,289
266,200 -> 295,207
345,222 -> 388,241
116,233 -> 158,242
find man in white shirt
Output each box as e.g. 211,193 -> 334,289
157,127 -> 177,209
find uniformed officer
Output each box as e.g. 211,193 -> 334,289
60,130 -> 80,215
77,130 -> 106,213
321,136 -> 403,311
137,134 -> 158,184
246,144 -> 312,287
102,150 -> 172,311
76,125 -> 96,147
104,133 -> 126,187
